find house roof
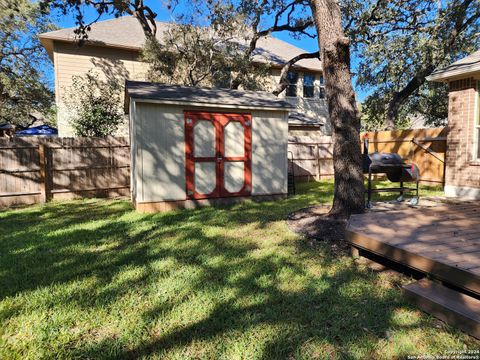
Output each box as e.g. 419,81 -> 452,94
427,50 -> 480,82
125,80 -> 295,111
288,112 -> 324,127
39,16 -> 322,72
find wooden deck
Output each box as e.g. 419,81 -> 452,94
346,201 -> 480,296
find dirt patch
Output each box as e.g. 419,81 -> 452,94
287,205 -> 349,251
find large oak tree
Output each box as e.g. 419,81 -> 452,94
309,0 -> 364,217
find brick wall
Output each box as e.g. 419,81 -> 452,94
445,78 -> 480,195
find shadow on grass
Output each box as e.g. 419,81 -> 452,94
0,181 -> 465,359
0,182 -> 331,302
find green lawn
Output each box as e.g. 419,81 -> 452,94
0,181 -> 478,359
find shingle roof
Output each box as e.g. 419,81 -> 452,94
427,50 -> 480,82
125,80 -> 294,111
39,16 -> 322,72
288,112 -> 324,126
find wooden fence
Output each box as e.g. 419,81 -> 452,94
288,127 -> 447,185
0,137 -> 130,207
0,127 -> 447,208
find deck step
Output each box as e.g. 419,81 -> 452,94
403,279 -> 480,339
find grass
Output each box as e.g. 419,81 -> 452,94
0,180 -> 478,359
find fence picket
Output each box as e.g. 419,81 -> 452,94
288,127 -> 447,184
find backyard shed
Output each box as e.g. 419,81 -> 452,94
125,80 -> 293,212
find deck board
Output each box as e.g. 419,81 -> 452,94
346,201 -> 480,295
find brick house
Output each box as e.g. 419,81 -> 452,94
428,50 -> 480,199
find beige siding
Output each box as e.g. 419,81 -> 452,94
268,69 -> 330,135
134,102 -> 186,202
52,40 -> 329,137
251,110 -> 289,195
54,42 -> 149,136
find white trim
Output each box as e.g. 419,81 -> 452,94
474,80 -> 480,161
130,98 -> 294,112
427,66 -> 480,82
445,185 -> 480,200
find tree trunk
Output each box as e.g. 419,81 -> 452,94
309,0 -> 364,218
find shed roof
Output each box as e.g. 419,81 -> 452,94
427,50 -> 480,82
39,16 -> 322,72
125,80 -> 294,111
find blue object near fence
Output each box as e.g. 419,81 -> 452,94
16,125 -> 58,136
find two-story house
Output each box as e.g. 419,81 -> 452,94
39,16 -> 329,137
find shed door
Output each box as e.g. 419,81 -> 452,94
185,112 -> 252,199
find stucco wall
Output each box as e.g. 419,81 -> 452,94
131,102 -> 288,203
445,77 -> 480,199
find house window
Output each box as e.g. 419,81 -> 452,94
319,75 -> 326,99
286,71 -> 299,97
303,73 -> 315,98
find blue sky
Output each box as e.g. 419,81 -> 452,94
49,2 -> 367,100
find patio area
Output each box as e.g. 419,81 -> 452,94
346,199 -> 480,339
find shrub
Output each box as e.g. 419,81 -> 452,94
64,71 -> 123,137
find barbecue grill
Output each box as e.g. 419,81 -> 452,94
363,134 -> 419,208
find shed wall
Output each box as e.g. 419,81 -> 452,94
134,102 -> 186,202
132,102 -> 288,204
251,110 -> 288,195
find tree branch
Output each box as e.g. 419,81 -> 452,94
272,51 -> 320,96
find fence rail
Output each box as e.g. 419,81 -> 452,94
288,127 -> 447,185
0,137 -> 130,207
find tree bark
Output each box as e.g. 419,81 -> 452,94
309,0 -> 364,218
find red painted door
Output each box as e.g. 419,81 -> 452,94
185,111 -> 252,199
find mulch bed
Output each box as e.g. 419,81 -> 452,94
286,205 -> 349,249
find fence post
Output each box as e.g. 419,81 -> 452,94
315,143 -> 321,181
38,144 -> 51,203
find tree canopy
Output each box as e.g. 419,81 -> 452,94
142,0 -> 319,89
140,7 -> 270,89
0,0 -> 55,128
344,0 -> 480,129
38,0 -> 480,216
41,0 -> 320,91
